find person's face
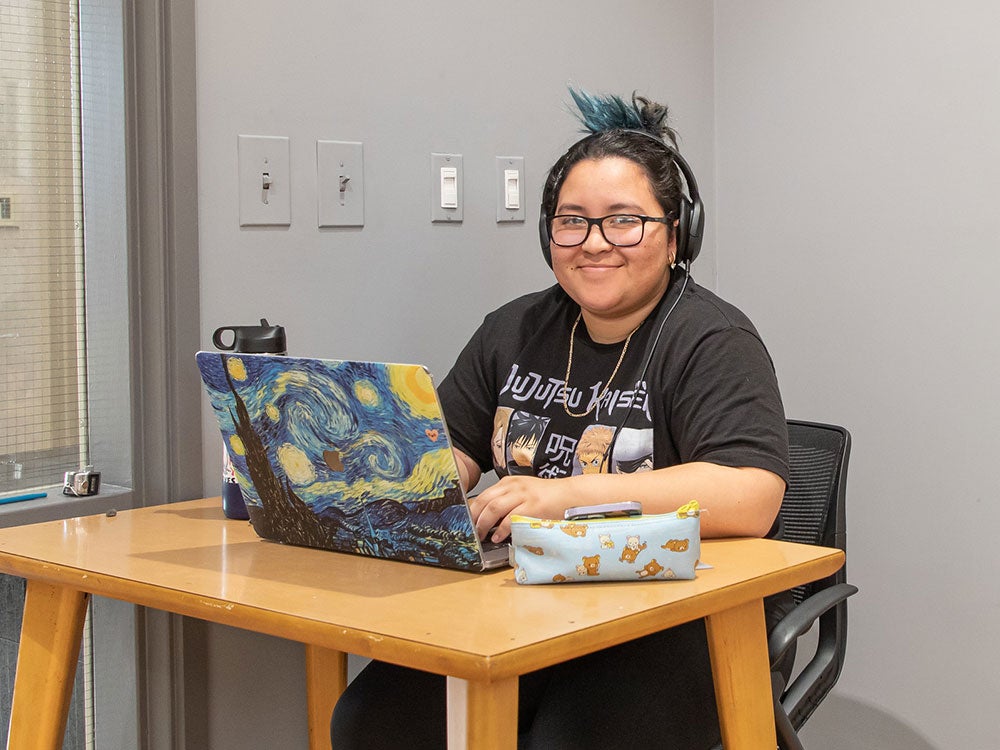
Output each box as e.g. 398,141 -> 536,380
550,157 -> 675,334
491,412 -> 508,466
510,434 -> 538,467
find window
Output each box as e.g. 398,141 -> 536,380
1,0 -> 89,494
1,2 -> 133,747
2,0 -> 203,745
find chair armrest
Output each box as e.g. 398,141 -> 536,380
768,583 -> 859,667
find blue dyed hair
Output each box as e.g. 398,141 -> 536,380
570,89 -> 646,133
543,88 -> 682,220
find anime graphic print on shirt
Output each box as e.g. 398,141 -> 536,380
492,361 -> 654,479
438,277 -> 790,493
504,410 -> 550,475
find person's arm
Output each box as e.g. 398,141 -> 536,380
454,449 -> 482,495
468,462 -> 784,543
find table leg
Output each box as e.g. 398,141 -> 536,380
305,645 -> 348,750
446,675 -> 518,750
8,580 -> 89,750
704,598 -> 777,750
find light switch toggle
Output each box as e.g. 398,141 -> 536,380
504,169 -> 520,210
238,134 -> 290,226
318,140 -> 364,227
431,153 -> 463,222
440,167 -> 458,209
495,156 -> 525,223
261,171 -> 272,204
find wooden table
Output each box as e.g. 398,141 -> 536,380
0,497 -> 843,750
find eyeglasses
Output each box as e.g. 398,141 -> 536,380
548,214 -> 674,248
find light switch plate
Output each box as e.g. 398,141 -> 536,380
496,156 -> 525,222
431,153 -> 463,223
318,140 -> 364,227
238,135 -> 291,226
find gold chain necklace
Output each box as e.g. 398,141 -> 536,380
563,312 -> 642,418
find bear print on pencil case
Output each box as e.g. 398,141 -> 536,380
636,559 -> 664,578
619,535 -> 647,563
576,554 -> 601,577
661,538 -> 690,553
528,519 -> 556,529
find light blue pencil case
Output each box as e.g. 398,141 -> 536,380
509,502 -> 701,584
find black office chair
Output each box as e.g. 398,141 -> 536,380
710,419 -> 856,749
766,419 -> 857,749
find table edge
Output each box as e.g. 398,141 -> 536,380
0,545 -> 843,681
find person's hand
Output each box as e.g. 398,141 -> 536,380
469,475 -> 573,542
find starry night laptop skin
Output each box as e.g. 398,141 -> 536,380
196,352 -> 506,571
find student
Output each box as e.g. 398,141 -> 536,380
331,89 -> 791,749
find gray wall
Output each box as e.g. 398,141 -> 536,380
194,1 -> 1000,748
195,0 -> 718,393
715,2 -> 1000,749
195,2 -> 716,747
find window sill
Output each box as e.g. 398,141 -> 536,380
0,484 -> 135,529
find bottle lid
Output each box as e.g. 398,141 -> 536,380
212,318 -> 287,354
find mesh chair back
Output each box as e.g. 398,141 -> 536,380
779,421 -> 851,605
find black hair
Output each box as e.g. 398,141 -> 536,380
542,89 -> 683,225
507,410 -> 548,444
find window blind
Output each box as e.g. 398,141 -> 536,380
0,0 -> 89,493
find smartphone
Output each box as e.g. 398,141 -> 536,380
563,501 -> 642,521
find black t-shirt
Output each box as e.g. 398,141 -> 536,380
438,267 -> 789,485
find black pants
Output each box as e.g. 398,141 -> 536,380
330,619 -> 724,749
330,591 -> 794,749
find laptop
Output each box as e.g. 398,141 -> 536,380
195,351 -> 509,571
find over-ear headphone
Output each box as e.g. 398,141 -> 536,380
538,129 -> 704,268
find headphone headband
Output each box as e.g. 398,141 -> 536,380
539,129 -> 704,267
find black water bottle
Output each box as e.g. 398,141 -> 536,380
212,318 -> 287,519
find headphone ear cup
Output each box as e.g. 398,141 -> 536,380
539,210 -> 553,268
675,199 -> 691,264
684,195 -> 703,264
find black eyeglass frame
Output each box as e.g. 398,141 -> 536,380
547,213 -> 675,248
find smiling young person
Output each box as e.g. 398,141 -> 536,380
449,91 -> 788,545
330,90 -> 791,749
